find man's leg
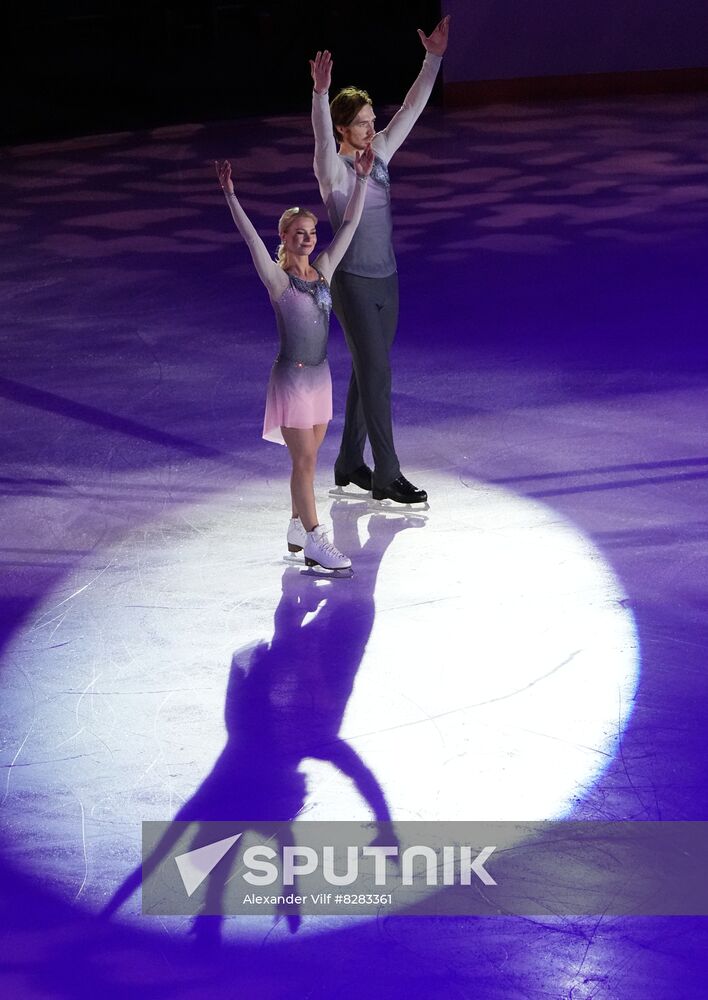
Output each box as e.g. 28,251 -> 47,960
332,273 -> 369,478
337,366 -> 368,477
332,272 -> 400,489
378,272 -> 399,353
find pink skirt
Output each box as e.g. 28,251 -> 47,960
262,358 -> 333,445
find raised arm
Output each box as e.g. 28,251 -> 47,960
215,159 -> 287,300
310,50 -> 344,195
374,15 -> 450,164
314,738 -> 392,824
314,145 -> 373,283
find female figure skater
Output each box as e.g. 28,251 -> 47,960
216,147 -> 372,572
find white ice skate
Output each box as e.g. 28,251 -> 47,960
284,516 -> 307,562
303,524 -> 352,577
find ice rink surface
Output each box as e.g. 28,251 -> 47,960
2,94 -> 708,997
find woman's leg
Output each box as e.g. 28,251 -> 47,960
281,426 -> 322,531
313,422 -> 328,450
283,423 -> 350,570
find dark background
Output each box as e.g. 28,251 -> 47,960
4,0 -> 442,145
444,0 -> 708,82
6,1 -> 708,146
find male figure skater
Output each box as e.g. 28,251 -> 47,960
310,15 -> 450,504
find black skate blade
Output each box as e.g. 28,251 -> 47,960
300,565 -> 353,579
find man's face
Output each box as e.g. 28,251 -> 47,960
339,105 -> 376,149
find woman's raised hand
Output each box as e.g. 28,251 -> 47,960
355,143 -> 374,178
215,159 -> 234,195
417,15 -> 451,56
309,50 -> 333,94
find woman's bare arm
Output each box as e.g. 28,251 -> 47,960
216,159 -> 288,299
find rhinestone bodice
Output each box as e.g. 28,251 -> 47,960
272,268 -> 331,367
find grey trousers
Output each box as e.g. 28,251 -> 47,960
331,271 -> 401,489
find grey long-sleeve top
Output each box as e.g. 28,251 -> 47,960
312,53 -> 442,279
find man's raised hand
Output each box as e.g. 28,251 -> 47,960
355,144 -> 374,178
417,14 -> 451,57
215,159 -> 234,195
309,50 -> 333,94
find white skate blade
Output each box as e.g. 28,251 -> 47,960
329,491 -> 429,514
283,552 -> 303,564
328,485 -> 373,500
369,498 -> 430,512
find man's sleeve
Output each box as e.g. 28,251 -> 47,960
375,53 -> 442,164
312,90 -> 342,197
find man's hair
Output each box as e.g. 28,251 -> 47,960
329,87 -> 373,142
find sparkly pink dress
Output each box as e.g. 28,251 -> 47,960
262,268 -> 333,445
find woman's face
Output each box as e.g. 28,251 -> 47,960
282,215 -> 317,258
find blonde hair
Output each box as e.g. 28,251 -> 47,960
276,207 -> 318,268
